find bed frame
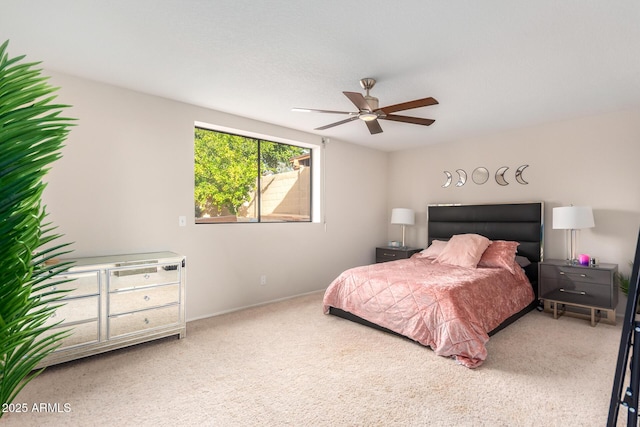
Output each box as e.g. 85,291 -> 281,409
329,201 -> 544,337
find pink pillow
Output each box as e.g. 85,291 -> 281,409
478,240 -> 520,273
435,234 -> 491,268
415,240 -> 448,259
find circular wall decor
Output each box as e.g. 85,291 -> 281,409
472,167 -> 489,185
442,171 -> 452,188
515,164 -> 529,185
495,166 -> 509,186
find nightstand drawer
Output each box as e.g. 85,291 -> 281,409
540,279 -> 611,308
375,247 -> 422,263
377,248 -> 402,262
540,264 -> 611,285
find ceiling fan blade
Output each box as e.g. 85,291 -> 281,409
365,119 -> 383,134
380,97 -> 438,114
292,107 -> 355,115
315,115 -> 359,131
343,91 -> 373,111
381,114 -> 435,126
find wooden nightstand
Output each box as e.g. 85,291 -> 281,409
376,247 -> 422,263
538,259 -> 618,326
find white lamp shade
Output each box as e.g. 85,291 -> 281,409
552,206 -> 595,230
391,208 -> 415,225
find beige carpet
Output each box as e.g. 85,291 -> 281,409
2,291 -> 626,426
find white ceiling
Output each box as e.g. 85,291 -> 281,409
2,1 -> 640,151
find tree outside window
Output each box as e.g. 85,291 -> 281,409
194,128 -> 311,223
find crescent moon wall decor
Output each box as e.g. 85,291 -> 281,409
455,169 -> 467,187
515,164 -> 529,185
495,166 -> 509,186
442,171 -> 452,188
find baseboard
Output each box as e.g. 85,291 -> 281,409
186,288 -> 326,323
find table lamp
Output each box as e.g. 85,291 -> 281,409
391,208 -> 415,248
552,206 -> 595,264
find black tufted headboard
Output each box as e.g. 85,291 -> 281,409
427,202 -> 544,297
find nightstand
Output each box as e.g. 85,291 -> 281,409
376,247 -> 422,263
538,259 -> 618,326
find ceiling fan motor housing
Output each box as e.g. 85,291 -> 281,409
364,96 -> 379,111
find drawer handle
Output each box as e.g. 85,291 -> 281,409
50,312 -> 57,318
383,253 -> 396,257
559,288 -> 587,295
144,274 -> 150,279
144,318 -> 149,324
51,286 -> 57,291
144,295 -> 150,301
559,271 -> 587,278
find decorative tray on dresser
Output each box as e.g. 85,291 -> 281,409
36,251 -> 186,368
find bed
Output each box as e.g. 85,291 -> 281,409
323,202 -> 543,368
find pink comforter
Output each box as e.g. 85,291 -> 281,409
323,256 -> 534,368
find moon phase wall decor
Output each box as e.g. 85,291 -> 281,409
515,164 -> 529,185
441,171 -> 452,188
455,169 -> 467,187
472,167 -> 489,185
495,166 -> 509,186
441,165 -> 529,188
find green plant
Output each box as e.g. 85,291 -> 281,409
616,261 -> 635,296
194,128 -> 308,218
0,40 -> 75,413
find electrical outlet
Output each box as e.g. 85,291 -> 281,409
260,275 -> 267,285
178,216 -> 186,227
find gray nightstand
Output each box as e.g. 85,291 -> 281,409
376,247 -> 422,263
538,259 -> 618,326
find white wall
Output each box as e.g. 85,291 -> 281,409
387,109 -> 640,312
39,70 -> 640,320
42,72 -> 388,321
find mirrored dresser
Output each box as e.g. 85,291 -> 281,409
36,251 -> 186,368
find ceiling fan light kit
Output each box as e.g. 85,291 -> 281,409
293,78 -> 438,135
359,112 -> 378,122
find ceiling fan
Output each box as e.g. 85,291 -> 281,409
292,78 -> 438,135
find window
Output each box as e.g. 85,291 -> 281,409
194,127 -> 312,223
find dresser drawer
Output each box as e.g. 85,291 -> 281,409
108,305 -> 180,338
540,279 -> 612,308
48,320 -> 100,351
109,284 -> 180,315
42,320 -> 100,350
36,270 -> 100,299
539,264 -> 611,285
108,264 -> 180,292
44,295 -> 100,327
